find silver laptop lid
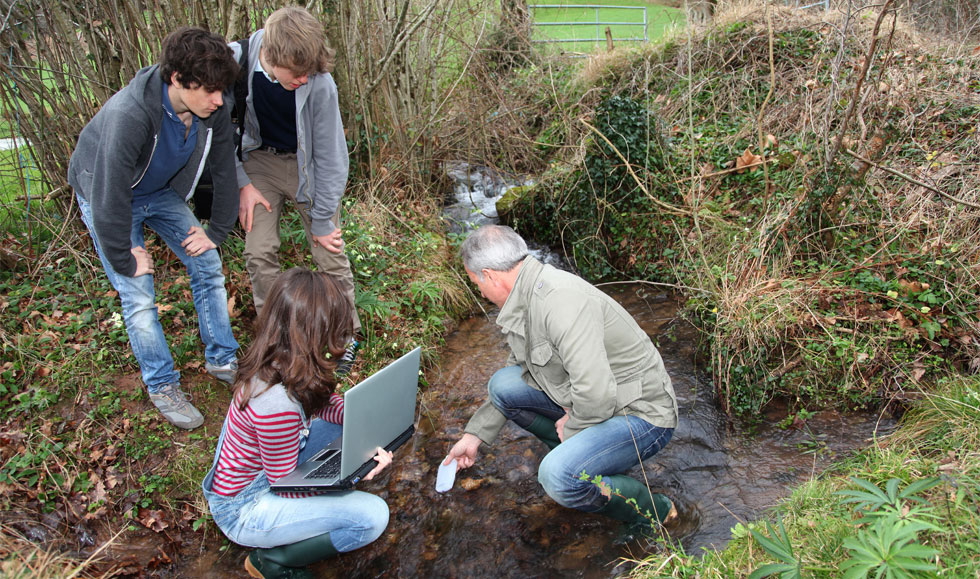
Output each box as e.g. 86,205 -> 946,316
338,347 -> 421,479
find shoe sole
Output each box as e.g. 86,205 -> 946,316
244,554 -> 264,578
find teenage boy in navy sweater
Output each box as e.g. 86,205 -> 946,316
232,8 -> 361,367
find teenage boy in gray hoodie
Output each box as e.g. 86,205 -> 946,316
232,7 -> 361,368
68,27 -> 241,430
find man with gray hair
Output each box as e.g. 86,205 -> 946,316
445,224 -> 679,535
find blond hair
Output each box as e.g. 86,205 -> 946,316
263,6 -> 331,75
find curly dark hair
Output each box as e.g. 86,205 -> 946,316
158,27 -> 238,92
235,268 -> 354,415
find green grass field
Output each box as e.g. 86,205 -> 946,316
530,1 -> 685,53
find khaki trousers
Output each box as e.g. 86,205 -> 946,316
242,150 -> 361,333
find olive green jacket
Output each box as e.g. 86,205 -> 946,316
465,257 -> 678,444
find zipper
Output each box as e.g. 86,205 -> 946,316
131,133 -> 158,188
186,127 -> 213,201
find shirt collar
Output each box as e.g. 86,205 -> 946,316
161,83 -> 182,123
255,56 -> 279,84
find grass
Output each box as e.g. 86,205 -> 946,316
637,374 -> 980,577
530,1 -> 685,53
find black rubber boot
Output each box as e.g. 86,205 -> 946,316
594,474 -> 675,532
244,532 -> 340,579
522,414 -> 561,450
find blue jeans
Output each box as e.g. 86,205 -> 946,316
202,419 -> 389,552
488,365 -> 673,512
76,191 -> 238,392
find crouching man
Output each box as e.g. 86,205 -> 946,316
445,225 -> 678,534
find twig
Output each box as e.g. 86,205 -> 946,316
594,278 -> 706,295
364,0 -> 439,96
843,149 -> 980,209
675,158 -> 774,183
826,0 -> 895,166
579,119 -> 691,217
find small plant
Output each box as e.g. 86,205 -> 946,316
748,517 -> 802,579
836,477 -> 942,526
839,518 -> 939,579
835,477 -> 942,578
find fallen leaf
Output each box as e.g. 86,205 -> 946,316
458,478 -> 483,491
735,149 -> 763,173
138,509 -> 170,533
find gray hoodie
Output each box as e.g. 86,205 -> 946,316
68,65 -> 239,277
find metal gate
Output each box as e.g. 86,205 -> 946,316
529,5 -> 649,45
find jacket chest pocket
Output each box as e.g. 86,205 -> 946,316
528,342 -> 569,389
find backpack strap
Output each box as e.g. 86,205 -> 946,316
231,37 -> 250,161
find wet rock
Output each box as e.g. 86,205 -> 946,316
495,185 -> 532,217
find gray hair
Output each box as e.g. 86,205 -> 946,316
460,225 -> 528,279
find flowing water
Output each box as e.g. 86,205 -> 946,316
180,165 -> 891,577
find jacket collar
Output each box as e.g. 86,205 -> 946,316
496,256 -> 544,337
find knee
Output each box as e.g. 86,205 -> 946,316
357,495 -> 390,545
537,453 -> 592,510
487,366 -> 523,410
119,291 -> 158,327
190,254 -> 226,285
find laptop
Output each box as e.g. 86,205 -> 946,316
270,347 -> 421,493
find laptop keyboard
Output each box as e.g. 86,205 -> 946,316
306,450 -> 342,479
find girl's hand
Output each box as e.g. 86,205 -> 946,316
363,447 -> 393,481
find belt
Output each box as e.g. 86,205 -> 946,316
257,145 -> 296,155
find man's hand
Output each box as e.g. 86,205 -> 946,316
313,229 -> 344,254
445,433 -> 482,470
363,447 -> 393,481
181,226 -> 217,257
555,411 -> 570,442
238,183 -> 271,232
131,246 -> 154,277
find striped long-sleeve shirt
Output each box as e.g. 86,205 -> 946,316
211,379 -> 344,497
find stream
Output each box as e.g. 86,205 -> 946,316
180,164 -> 892,577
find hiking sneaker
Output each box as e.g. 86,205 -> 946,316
149,383 -> 204,430
335,340 -> 359,377
206,360 -> 238,385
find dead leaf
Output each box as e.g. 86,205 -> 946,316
138,509 -> 170,533
92,479 -> 107,504
897,279 -> 930,295
458,478 -> 483,491
735,149 -> 763,173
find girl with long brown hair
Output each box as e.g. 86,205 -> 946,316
202,268 -> 391,579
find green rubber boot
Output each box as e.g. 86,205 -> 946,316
244,532 -> 340,579
594,474 -> 676,532
523,414 -> 562,450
